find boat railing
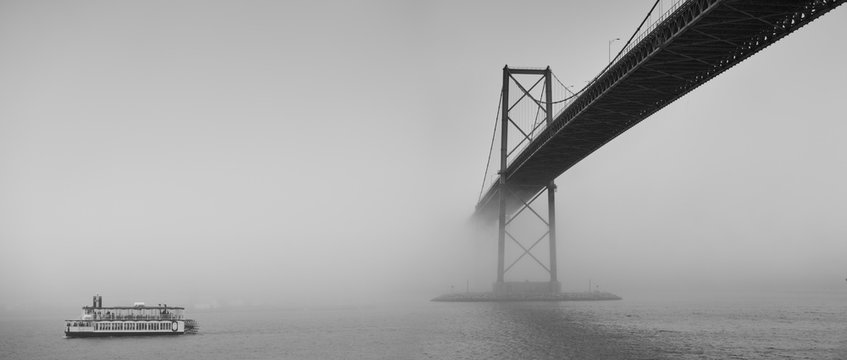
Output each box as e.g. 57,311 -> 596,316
91,313 -> 184,321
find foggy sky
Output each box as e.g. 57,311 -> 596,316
1,0 -> 846,310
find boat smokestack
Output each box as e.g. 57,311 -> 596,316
97,295 -> 103,308
92,295 -> 97,308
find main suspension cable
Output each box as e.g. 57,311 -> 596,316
478,91 -> 503,202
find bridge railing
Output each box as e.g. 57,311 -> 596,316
609,0 -> 689,73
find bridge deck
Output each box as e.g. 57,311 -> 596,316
476,0 -> 845,219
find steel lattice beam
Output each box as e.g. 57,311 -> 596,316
476,0 -> 846,219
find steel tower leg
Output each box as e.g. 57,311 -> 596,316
544,67 -> 559,288
548,183 -> 557,283
497,65 -> 509,285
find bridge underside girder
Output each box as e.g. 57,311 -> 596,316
476,0 -> 845,219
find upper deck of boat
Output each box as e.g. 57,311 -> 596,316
82,305 -> 185,310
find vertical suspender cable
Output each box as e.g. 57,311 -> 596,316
479,91 -> 503,202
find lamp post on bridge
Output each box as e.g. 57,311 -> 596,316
608,37 -> 621,63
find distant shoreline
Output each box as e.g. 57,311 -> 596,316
431,291 -> 622,302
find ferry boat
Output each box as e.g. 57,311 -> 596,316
65,295 -> 197,337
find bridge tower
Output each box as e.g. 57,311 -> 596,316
494,65 -> 560,295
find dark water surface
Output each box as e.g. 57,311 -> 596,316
3,292 -> 847,359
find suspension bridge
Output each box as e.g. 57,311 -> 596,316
473,0 -> 845,296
